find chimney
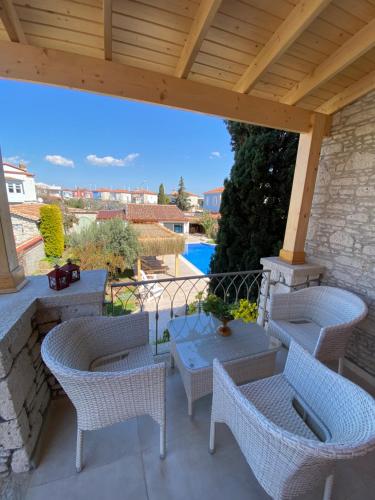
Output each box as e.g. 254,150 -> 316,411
18,162 -> 27,171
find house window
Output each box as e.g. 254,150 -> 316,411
7,183 -> 14,193
174,224 -> 183,233
15,184 -> 22,194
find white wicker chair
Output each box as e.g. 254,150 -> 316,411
41,312 -> 166,472
209,342 -> 375,500
268,286 -> 367,373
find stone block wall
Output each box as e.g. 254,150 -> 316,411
10,215 -> 39,246
305,89 -> 375,377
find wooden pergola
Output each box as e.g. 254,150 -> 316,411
133,223 -> 185,278
0,0 -> 375,292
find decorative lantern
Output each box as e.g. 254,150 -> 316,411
47,265 -> 70,291
61,259 -> 81,283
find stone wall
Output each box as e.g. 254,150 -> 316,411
305,89 -> 375,377
0,271 -> 107,476
11,215 -> 39,246
17,239 -> 45,275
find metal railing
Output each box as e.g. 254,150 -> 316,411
109,269 -> 271,354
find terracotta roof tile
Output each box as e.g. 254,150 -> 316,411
203,187 -> 224,194
97,203 -> 186,222
9,203 -> 45,221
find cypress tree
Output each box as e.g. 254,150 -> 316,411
211,122 -> 298,275
40,204 -> 65,258
176,176 -> 190,211
158,183 -> 167,204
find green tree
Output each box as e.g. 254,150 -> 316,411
158,183 -> 167,204
176,176 -> 190,211
69,218 -> 139,272
40,205 -> 65,258
201,211 -> 218,240
211,122 -> 298,275
66,198 -> 85,209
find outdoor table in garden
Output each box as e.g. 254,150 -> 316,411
168,313 -> 281,416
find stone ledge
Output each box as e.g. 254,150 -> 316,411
260,256 -> 325,287
0,270 -> 107,342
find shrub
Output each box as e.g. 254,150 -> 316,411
231,299 -> 257,323
39,205 -> 64,258
68,218 -> 139,273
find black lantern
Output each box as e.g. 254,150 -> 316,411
61,259 -> 81,283
47,265 -> 70,291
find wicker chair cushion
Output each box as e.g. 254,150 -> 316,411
90,345 -> 154,372
268,319 -> 321,354
240,375 -> 318,440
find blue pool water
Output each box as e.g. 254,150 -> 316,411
182,243 -> 216,274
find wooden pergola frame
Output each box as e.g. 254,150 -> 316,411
1,0 -> 375,291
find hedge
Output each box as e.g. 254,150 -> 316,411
40,204 -> 64,258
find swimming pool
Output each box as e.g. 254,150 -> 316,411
182,243 -> 216,274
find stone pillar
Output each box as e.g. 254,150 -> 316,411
259,256 -> 325,324
0,152 -> 27,293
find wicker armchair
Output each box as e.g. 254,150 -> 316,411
209,342 -> 375,500
41,312 -> 166,472
268,286 -> 367,373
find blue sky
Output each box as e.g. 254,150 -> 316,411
0,80 -> 234,195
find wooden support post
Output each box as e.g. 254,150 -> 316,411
137,257 -> 141,281
0,152 -> 27,293
175,254 -> 180,277
279,114 -> 327,265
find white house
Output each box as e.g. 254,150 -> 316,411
3,162 -> 37,203
203,187 -> 224,213
131,189 -> 157,204
169,191 -> 203,212
36,182 -> 62,200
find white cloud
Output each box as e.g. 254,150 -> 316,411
3,155 -> 30,165
86,153 -> 139,167
209,151 -> 221,159
45,154 -> 74,167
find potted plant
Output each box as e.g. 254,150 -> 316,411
202,294 -> 234,336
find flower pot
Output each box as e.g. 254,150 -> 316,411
217,319 -> 232,337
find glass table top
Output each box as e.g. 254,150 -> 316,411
167,313 -> 281,371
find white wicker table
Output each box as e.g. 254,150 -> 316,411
168,313 -> 281,416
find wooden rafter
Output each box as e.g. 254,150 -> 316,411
281,18 -> 375,105
0,0 -> 26,44
175,0 -> 222,79
0,41 -> 320,134
103,0 -> 112,61
317,69 -> 375,114
234,0 -> 331,94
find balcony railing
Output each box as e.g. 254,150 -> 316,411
109,269 -> 271,354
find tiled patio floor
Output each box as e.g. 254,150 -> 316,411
16,353 -> 375,499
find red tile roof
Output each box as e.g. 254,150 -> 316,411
97,203 -> 186,222
131,189 -> 157,195
9,203 -> 45,221
203,187 -> 224,194
3,162 -> 35,177
16,235 -> 43,254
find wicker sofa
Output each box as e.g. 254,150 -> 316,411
268,286 -> 367,373
210,342 -> 375,500
41,312 -> 166,472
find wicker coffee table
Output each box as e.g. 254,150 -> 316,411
168,313 -> 281,416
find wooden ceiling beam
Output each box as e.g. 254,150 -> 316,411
281,18 -> 375,105
317,69 -> 375,114
0,41 -> 325,134
103,0 -> 112,61
0,0 -> 26,43
234,0 -> 331,94
175,0 -> 222,79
